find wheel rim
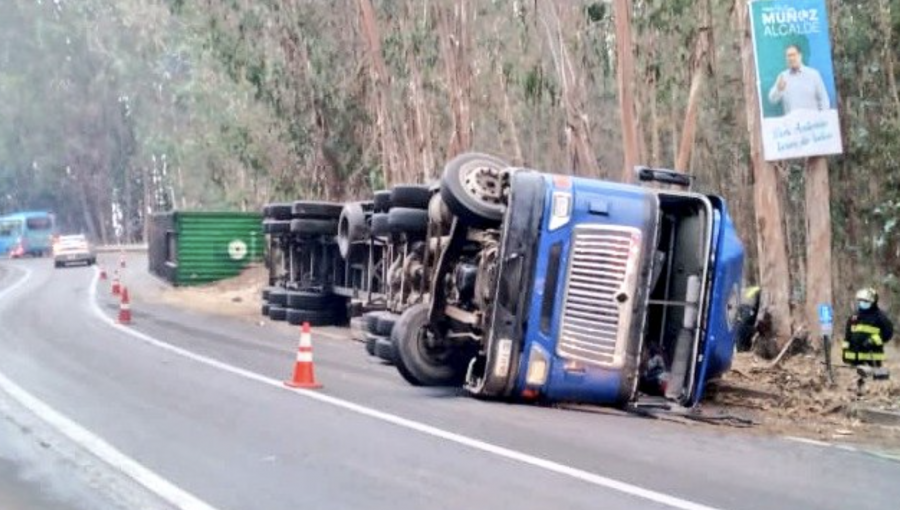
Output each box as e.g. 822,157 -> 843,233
414,326 -> 453,366
458,161 -> 505,206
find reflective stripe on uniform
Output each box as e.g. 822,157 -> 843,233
851,324 -> 882,335
855,352 -> 886,361
842,341 -> 850,349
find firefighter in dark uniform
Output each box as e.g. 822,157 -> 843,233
843,288 -> 894,367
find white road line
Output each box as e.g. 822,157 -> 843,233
783,436 -> 832,448
0,264 -> 222,510
88,268 -> 726,510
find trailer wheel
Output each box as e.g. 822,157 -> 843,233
268,305 -> 288,321
374,312 -> 399,337
285,290 -> 343,311
261,303 -> 270,317
291,200 -> 343,219
338,202 -> 369,259
263,220 -> 292,235
370,213 -> 391,237
265,202 -> 293,220
286,308 -> 345,327
262,287 -> 274,301
390,185 -> 431,209
268,288 -> 288,306
373,190 -> 392,212
290,218 -> 339,236
388,208 -> 429,235
365,333 -> 379,356
393,304 -> 466,386
440,152 -> 509,227
374,336 -> 397,364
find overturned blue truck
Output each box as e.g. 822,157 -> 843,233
261,153 -> 745,408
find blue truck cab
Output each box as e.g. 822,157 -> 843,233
400,155 -> 744,408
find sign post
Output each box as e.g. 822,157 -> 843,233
818,303 -> 835,386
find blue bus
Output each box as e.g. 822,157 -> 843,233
0,211 -> 57,257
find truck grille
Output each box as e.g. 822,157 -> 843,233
557,225 -> 641,368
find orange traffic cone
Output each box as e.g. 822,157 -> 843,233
117,287 -> 132,325
111,272 -> 121,296
285,322 -> 322,389
99,266 -> 108,280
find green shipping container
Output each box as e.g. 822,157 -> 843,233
148,211 -> 264,286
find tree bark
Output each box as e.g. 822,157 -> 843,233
614,0 -> 639,182
738,0 -> 794,351
805,156 -> 833,335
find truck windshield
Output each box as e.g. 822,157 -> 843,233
26,216 -> 53,230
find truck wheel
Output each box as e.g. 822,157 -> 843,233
365,332 -> 379,356
261,303 -> 270,317
268,288 -> 289,306
263,220 -> 292,235
338,202 -> 369,259
286,291 -> 343,311
375,312 -> 399,337
370,213 -> 391,237
266,202 -> 293,220
262,287 -> 273,301
440,152 -> 509,227
388,208 -> 428,235
390,185 -> 431,209
268,305 -> 288,321
373,190 -> 392,212
290,218 -> 339,236
286,308 -> 343,327
374,336 -> 397,363
393,304 -> 466,386
291,200 -> 343,219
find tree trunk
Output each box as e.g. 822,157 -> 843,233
738,0 -> 794,352
805,156 -> 833,335
877,0 -> 900,117
614,0 -> 639,182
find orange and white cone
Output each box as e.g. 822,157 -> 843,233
285,322 -> 322,389
111,272 -> 121,296
117,286 -> 132,325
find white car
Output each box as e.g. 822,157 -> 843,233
53,234 -> 96,268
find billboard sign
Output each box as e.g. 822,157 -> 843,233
749,0 -> 843,161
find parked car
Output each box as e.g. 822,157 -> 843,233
53,234 -> 96,267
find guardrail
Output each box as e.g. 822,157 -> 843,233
95,244 -> 148,253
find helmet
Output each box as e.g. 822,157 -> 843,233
855,287 -> 878,304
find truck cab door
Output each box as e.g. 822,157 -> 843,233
689,196 -> 744,405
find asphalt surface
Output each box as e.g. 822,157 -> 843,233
0,255 -> 898,510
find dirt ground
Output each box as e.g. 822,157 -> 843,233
152,267 -> 900,452
151,264 -> 267,320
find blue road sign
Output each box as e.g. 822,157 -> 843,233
818,304 -> 834,325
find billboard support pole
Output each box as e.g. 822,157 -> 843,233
805,156 -> 833,338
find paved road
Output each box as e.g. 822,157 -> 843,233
0,256 -> 897,510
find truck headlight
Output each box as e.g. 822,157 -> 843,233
526,345 -> 549,386
548,191 -> 572,231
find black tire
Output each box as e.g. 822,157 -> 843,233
390,185 -> 431,209
266,202 -> 293,220
268,305 -> 288,321
440,152 -> 510,227
338,202 -> 369,259
365,333 -> 379,356
286,308 -> 343,327
54,261 -> 62,268
375,336 -> 397,363
261,303 -> 270,317
375,312 -> 399,337
292,200 -> 343,219
263,220 -> 291,235
290,218 -> 338,236
286,290 -> 343,311
364,311 -> 387,334
393,303 -> 467,386
370,213 -> 391,237
388,208 -> 428,235
262,287 -> 273,300
373,190 -> 392,212
268,288 -> 288,306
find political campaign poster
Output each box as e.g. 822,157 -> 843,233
750,0 -> 843,160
